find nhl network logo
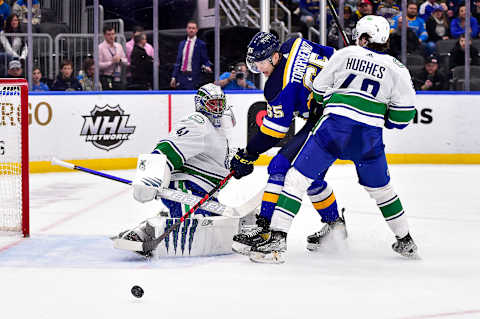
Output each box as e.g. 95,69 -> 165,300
80,104 -> 136,151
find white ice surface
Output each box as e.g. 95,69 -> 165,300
1,165 -> 480,319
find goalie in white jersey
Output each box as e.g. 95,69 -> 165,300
114,83 -> 242,258
250,16 -> 419,263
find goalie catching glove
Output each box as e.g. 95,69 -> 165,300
230,149 -> 259,179
132,153 -> 171,203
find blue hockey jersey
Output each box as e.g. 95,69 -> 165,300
260,38 -> 335,139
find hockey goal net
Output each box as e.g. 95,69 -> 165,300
0,78 -> 29,237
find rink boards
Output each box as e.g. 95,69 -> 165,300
23,91 -> 480,172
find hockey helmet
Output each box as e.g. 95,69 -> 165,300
246,32 -> 280,73
194,83 -> 228,127
353,15 -> 390,44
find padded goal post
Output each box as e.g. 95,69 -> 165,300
0,78 -> 29,237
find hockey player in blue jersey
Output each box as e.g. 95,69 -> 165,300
229,32 -> 345,256
250,16 -> 419,263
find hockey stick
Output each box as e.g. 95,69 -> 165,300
326,0 -> 351,46
51,158 -> 261,218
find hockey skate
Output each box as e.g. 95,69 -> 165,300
232,216 -> 270,255
249,231 -> 287,264
306,208 -> 347,252
392,233 -> 419,258
113,220 -> 157,258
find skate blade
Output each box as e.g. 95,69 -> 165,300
306,243 -> 320,252
232,242 -> 252,256
249,251 -> 285,264
402,251 -> 422,260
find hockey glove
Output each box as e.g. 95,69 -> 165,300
308,97 -> 324,122
230,149 -> 259,179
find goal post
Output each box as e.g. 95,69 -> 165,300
0,78 -> 29,237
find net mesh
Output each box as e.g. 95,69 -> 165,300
0,85 -> 23,232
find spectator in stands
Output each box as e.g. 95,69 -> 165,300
170,20 -> 212,90
449,34 -> 480,69
0,14 -> 27,62
216,62 -> 256,90
31,67 -> 49,91
355,0 -> 373,20
130,32 -> 154,90
12,0 -> 41,25
391,2 -> 429,52
427,5 -> 450,41
126,26 -> 154,64
412,54 -> 447,90
376,0 -> 400,26
328,5 -> 356,47
78,58 -> 101,91
0,0 -> 10,31
450,5 -> 479,38
446,0 -> 462,20
51,59 -> 82,91
473,0 -> 480,22
298,0 -> 320,28
6,59 -> 22,78
419,0 -> 441,22
388,16 -> 424,59
426,6 -> 450,54
99,26 -> 128,90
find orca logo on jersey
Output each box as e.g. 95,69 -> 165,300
80,104 -> 136,151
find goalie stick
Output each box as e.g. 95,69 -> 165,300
51,158 -> 262,218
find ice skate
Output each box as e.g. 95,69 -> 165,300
392,233 -> 419,258
232,216 -> 270,255
249,230 -> 287,264
113,221 -> 156,258
306,209 -> 347,251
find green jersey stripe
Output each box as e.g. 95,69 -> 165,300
325,93 -> 387,116
387,109 -> 416,123
180,166 -> 222,185
155,142 -> 184,170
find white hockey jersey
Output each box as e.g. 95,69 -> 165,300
312,45 -> 416,129
153,112 -> 230,191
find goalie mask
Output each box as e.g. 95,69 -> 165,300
195,83 -> 234,128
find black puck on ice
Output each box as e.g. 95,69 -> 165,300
131,285 -> 144,298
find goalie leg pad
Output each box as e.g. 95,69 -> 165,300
114,215 -> 239,257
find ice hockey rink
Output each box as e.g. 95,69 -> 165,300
1,164 -> 479,319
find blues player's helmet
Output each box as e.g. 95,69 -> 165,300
194,83 -> 227,127
353,15 -> 390,44
246,32 -> 280,73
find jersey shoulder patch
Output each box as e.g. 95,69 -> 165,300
392,57 -> 406,69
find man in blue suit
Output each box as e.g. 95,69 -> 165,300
170,20 -> 212,90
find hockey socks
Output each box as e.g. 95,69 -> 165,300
307,181 -> 339,223
364,183 -> 409,239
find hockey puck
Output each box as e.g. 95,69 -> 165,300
131,285 -> 144,298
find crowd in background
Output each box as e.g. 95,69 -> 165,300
0,0 -> 478,91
